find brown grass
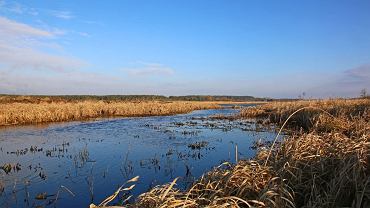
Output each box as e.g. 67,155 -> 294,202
93,161 -> 294,208
244,99 -> 370,207
240,99 -> 369,133
0,100 -> 220,126
93,98 -> 368,208
132,161 -> 294,208
84,99 -> 369,207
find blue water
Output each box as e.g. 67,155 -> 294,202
0,106 -> 276,207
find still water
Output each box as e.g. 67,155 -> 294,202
0,105 -> 276,207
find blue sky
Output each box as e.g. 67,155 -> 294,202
0,0 -> 369,98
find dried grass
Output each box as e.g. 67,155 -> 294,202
132,161 -> 294,208
240,99 -> 369,134
0,101 -> 219,126
246,98 -> 370,207
94,99 -> 370,208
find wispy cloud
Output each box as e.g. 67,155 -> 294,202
297,64 -> 370,98
0,44 -> 84,72
0,1 -> 77,20
80,20 -> 103,26
0,69 -> 125,94
123,62 -> 175,76
48,10 -> 74,20
76,31 -> 90,37
0,16 -> 52,38
344,64 -> 370,82
0,0 -> 38,15
0,16 -> 85,72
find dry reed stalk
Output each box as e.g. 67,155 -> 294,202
131,160 -> 294,208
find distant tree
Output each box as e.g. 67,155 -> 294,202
360,88 -> 367,98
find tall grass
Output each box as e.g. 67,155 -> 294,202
240,99 -> 369,133
97,99 -> 368,208
244,99 -> 370,207
0,101 -> 219,126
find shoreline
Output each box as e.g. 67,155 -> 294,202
108,98 -> 369,208
0,100 -> 265,127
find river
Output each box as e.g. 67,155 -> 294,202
0,104 -> 276,207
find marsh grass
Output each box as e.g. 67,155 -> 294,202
106,161 -> 293,208
95,99 -> 369,208
240,99 -> 369,133
0,100 -> 219,126
7,98 -> 366,207
244,99 -> 369,207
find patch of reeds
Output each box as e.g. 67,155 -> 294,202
94,162 -> 293,208
130,161 -> 293,208
245,98 -> 370,207
0,101 -> 220,126
240,99 -> 369,133
260,132 -> 369,207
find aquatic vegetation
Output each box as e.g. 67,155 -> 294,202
35,192 -> 48,200
187,141 -> 209,150
0,100 -> 220,126
240,98 -> 370,133
90,176 -> 139,208
123,161 -> 293,208
102,98 -> 368,208
0,163 -> 21,174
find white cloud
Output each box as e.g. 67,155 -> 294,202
0,16 -> 85,72
48,10 -> 74,20
344,64 -> 370,81
0,1 -> 38,16
123,62 -> 175,76
80,20 -> 103,26
6,2 -> 22,14
0,44 -> 83,72
294,64 -> 370,98
0,70 -> 120,94
0,16 -> 52,38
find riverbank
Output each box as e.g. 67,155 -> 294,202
0,103 -> 273,208
100,98 -> 369,208
0,100 -> 223,126
0,94 -> 268,126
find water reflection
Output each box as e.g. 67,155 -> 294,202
0,106 -> 276,207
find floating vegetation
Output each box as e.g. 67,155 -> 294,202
39,171 -> 47,180
0,101 -> 274,207
139,157 -> 160,171
181,130 -> 200,136
0,163 -> 21,174
188,141 -> 209,150
110,98 -> 369,208
35,192 -> 48,200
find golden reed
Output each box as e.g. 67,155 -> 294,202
0,100 -> 219,126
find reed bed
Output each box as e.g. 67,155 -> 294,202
132,161 -> 294,208
93,161 -> 294,208
240,99 -> 370,133
0,101 -> 220,126
246,99 -> 370,207
93,99 -> 369,208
